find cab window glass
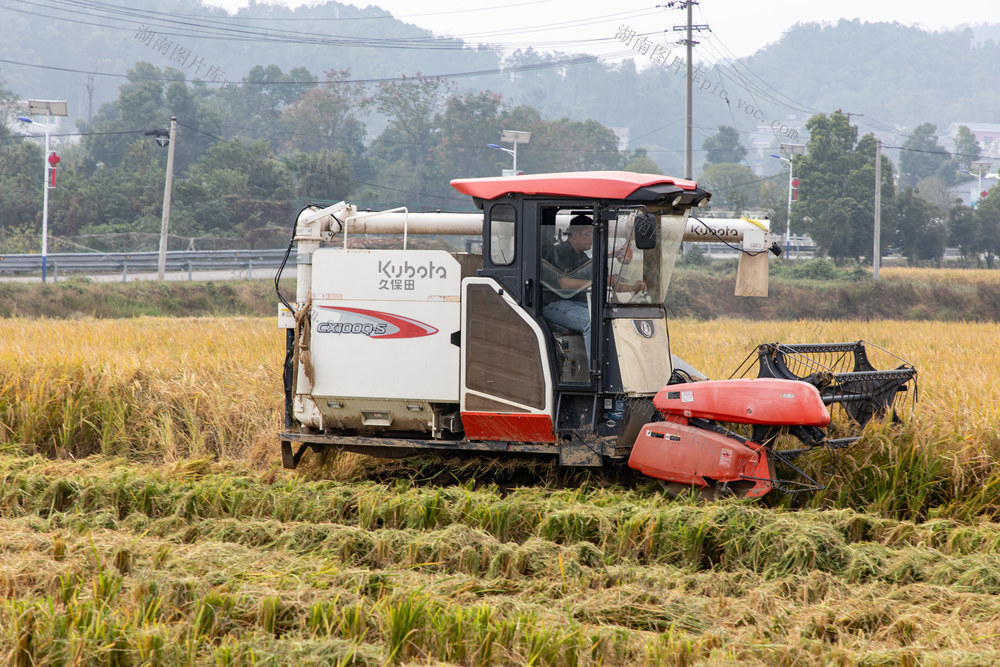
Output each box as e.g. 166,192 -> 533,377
489,204 -> 516,265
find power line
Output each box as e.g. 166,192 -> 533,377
0,50 -> 629,86
693,4 -> 816,115
693,4 -> 920,147
882,145 -> 1000,161
128,0 -> 555,23
0,128 -> 148,142
5,1 -> 658,53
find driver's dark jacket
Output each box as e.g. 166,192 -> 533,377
541,240 -> 590,308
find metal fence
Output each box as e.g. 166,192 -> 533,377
0,249 -> 290,281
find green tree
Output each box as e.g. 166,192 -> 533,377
893,188 -> 946,265
914,175 -> 956,211
285,150 -> 352,202
53,140 -> 168,238
279,69 -> 366,163
953,125 -> 981,168
369,74 -> 454,211
424,91 -> 507,199
701,126 -> 747,170
80,62 -> 219,175
975,182 -> 1000,267
164,81 -> 222,171
923,126 -> 981,193
495,106 -> 623,174
794,110 -> 894,262
0,139 -> 43,232
521,116 -> 623,172
0,68 -> 44,234
623,148 -> 662,174
367,93 -> 626,209
178,139 -> 292,236
759,179 -> 788,236
214,64 -> 315,146
696,163 -> 760,214
899,123 -> 950,189
947,202 -> 978,261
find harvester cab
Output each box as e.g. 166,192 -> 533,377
277,171 -> 916,499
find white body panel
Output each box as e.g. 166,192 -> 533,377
611,317 -> 672,395
307,248 -> 462,402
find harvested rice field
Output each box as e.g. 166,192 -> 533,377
1,316 -> 999,665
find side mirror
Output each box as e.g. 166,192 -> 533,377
634,213 -> 657,249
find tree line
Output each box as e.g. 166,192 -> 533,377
0,63 -> 650,252
696,114 -> 1000,267
2,64 -> 998,264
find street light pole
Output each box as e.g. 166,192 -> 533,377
874,139 -> 881,281
41,119 -> 51,282
489,130 -> 531,176
17,99 -> 68,283
487,143 -> 515,174
784,158 -> 793,257
970,160 -> 992,205
770,143 -> 806,258
769,154 -> 794,257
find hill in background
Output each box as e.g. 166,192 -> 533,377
1,2 -> 998,175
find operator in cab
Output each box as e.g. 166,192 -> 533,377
541,214 -> 594,360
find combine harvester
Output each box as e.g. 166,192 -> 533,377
276,171 -> 916,498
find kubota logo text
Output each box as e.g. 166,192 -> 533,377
315,306 -> 438,339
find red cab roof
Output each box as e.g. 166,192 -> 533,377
450,171 -> 698,201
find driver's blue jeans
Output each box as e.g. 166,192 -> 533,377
542,300 -> 591,361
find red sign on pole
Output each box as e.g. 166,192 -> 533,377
48,152 -> 60,188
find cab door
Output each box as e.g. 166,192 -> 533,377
460,199 -> 556,442
527,201 -> 605,389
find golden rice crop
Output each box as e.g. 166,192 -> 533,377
880,266 -> 1000,285
0,317 -> 283,463
6,456 -> 1000,664
2,315 -> 999,517
2,315 -> 1000,664
670,317 -> 1000,445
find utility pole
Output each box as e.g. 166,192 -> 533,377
874,138 -> 881,281
157,116 -> 177,281
671,2 -> 709,180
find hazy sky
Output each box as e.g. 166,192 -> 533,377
205,0 -> 997,62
